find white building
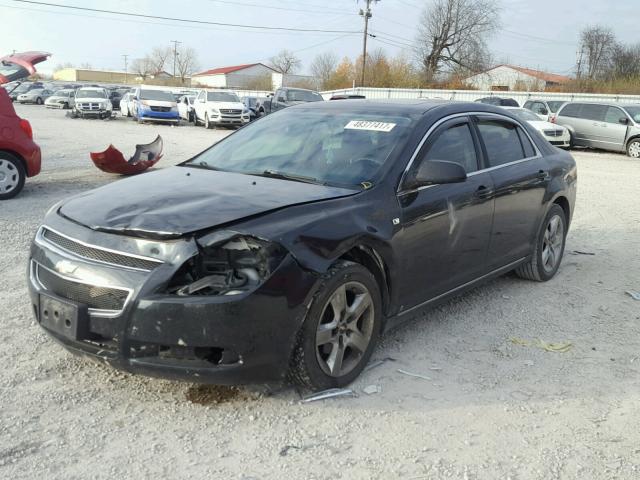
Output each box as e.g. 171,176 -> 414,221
464,65 -> 571,91
192,63 -> 276,88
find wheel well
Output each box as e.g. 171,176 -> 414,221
626,135 -> 640,148
553,196 -> 570,223
0,149 -> 26,173
338,245 -> 391,316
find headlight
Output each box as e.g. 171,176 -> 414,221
171,106 -> 178,112
166,235 -> 286,296
242,108 -> 250,114
210,107 -> 219,113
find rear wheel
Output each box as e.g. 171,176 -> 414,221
0,152 -> 26,200
36,97 -> 43,105
626,138 -> 640,158
289,261 -> 382,391
515,204 -> 567,281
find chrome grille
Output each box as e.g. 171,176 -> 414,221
78,102 -> 100,110
220,109 -> 242,114
544,129 -> 564,137
37,265 -> 129,311
42,228 -> 161,271
150,106 -> 171,112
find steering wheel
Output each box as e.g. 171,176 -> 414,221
349,156 -> 380,171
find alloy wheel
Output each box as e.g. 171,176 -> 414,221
628,141 -> 640,158
315,281 -> 375,377
0,159 -> 19,194
541,214 -> 564,273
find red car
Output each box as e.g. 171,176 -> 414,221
0,51 -> 50,200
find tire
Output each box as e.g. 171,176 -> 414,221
515,204 -> 567,282
626,138 -> 640,158
0,152 -> 26,200
289,260 -> 382,391
204,113 -> 213,129
36,97 -> 43,105
63,102 -> 69,109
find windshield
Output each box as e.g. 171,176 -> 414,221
206,91 -> 240,102
186,109 -> 415,187
623,106 -> 640,123
510,109 -> 541,122
139,89 -> 174,101
287,89 -> 323,102
76,89 -> 106,99
53,89 -> 70,97
25,89 -> 43,95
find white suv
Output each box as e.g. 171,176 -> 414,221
193,90 -> 250,129
73,87 -> 112,119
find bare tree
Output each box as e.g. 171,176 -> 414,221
608,43 -> 640,80
415,0 -> 500,83
79,62 -> 92,70
149,46 -> 171,74
132,56 -> 154,80
576,26 -> 617,80
310,52 -> 338,89
269,49 -> 301,74
175,46 -> 200,83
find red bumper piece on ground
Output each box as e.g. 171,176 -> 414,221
90,135 -> 163,175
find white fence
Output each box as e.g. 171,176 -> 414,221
320,87 -> 640,106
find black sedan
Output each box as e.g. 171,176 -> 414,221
28,100 -> 577,390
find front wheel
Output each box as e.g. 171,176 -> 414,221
515,204 -> 567,281
36,97 -> 43,105
204,113 -> 213,129
0,152 -> 26,200
289,261 -> 382,391
626,138 -> 640,158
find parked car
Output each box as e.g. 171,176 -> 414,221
193,90 -> 250,128
0,51 -> 49,199
27,100 -> 576,389
522,99 -> 567,121
131,87 -> 179,125
44,89 -> 75,109
475,96 -> 519,107
554,102 -> 640,157
119,92 -> 135,117
17,88 -> 53,105
72,87 -> 112,119
177,94 -> 196,122
258,87 -> 323,116
107,89 -> 124,109
240,96 -> 265,121
7,81 -> 44,102
504,107 -> 570,148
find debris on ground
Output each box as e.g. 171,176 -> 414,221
571,250 -> 596,255
625,290 -> 640,301
362,385 -> 381,395
301,388 -> 356,403
397,369 -> 432,381
364,356 -> 396,371
90,135 -> 163,175
510,338 -> 573,353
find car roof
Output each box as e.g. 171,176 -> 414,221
290,98 -> 453,114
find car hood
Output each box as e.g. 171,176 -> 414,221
58,166 -> 358,238
529,120 -> 564,131
207,101 -> 245,109
75,97 -> 108,102
46,95 -> 68,101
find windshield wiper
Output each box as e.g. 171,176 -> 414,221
249,169 -> 326,185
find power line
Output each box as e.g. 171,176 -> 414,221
205,0 -> 356,16
10,0 -> 361,34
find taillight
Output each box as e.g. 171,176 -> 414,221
19,118 -> 33,139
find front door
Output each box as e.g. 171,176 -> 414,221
600,106 -> 629,152
474,116 -> 550,268
396,117 -> 495,310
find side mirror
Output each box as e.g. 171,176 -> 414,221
619,117 -> 629,125
410,160 -> 467,188
540,108 -> 548,115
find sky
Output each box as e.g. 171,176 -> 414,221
1,0 -> 638,77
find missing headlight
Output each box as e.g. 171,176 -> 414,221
167,236 -> 285,296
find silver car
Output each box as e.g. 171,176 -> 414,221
44,89 -> 75,109
554,102 -> 640,157
16,88 -> 53,105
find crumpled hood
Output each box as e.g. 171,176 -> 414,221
58,166 -> 357,238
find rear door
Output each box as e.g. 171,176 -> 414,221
396,116 -> 495,306
474,116 -> 550,268
600,105 -> 629,152
578,104 -> 608,148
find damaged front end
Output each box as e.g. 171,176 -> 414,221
90,135 -> 163,175
167,232 -> 286,297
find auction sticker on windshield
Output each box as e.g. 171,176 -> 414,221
344,120 -> 396,132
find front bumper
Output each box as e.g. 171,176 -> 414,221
138,109 -> 179,122
209,113 -> 250,126
27,216 -> 317,384
76,108 -> 111,118
544,132 -> 571,147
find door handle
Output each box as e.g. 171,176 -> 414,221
537,170 -> 550,180
474,185 -> 492,198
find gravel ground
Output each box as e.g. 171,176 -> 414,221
1,105 -> 639,479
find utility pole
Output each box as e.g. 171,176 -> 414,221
359,0 -> 376,87
122,54 -> 128,84
170,40 -> 181,78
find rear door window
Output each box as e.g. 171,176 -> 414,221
476,119 -> 525,167
580,104 -> 606,121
